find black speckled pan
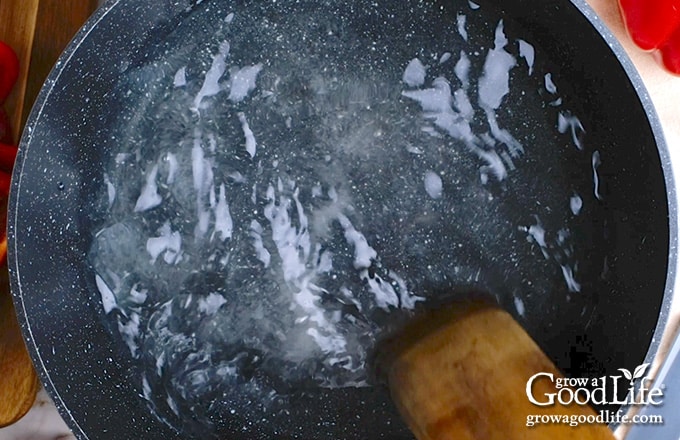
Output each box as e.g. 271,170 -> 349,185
7,0 -> 676,439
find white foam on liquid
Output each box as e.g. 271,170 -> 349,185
544,73 -> 557,94
174,66 -> 187,87
403,58 -> 427,87
198,293 -> 228,315
424,170 -> 443,199
478,21 -> 516,110
237,112 -> 257,158
517,40 -> 534,75
228,64 -> 263,103
592,151 -> 602,200
570,194 -> 582,215
213,183 -> 234,241
146,222 -> 182,264
457,14 -> 468,41
96,274 -> 117,314
557,112 -> 585,150
193,40 -> 230,111
249,220 -> 271,267
134,164 -> 162,212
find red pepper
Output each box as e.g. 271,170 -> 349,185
0,169 -> 10,195
0,169 -> 10,266
0,108 -> 11,144
618,0 -> 680,75
0,40 -> 19,265
0,143 -> 17,173
0,41 -> 19,105
0,234 -> 6,266
658,24 -> 680,74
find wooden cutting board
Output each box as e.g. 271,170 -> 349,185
0,0 -> 98,427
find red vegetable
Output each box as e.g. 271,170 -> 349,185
0,169 -> 10,196
0,41 -> 19,105
659,24 -> 680,74
618,0 -> 680,75
0,108 -> 11,145
0,143 -> 17,173
0,168 -> 10,266
0,40 -> 19,265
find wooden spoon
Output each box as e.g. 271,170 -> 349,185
0,271 -> 40,427
381,302 -> 616,440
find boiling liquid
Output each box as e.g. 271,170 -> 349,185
89,0 -> 594,436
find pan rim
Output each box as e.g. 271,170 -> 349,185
570,0 -> 678,424
6,0 -> 677,437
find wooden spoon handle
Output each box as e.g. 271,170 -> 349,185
0,273 -> 40,427
384,303 -> 615,440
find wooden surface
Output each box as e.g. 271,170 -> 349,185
0,0 -> 41,425
384,304 -> 616,440
0,0 -> 98,139
0,273 -> 39,428
0,0 -> 98,427
0,0 -> 39,141
21,0 -> 99,130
